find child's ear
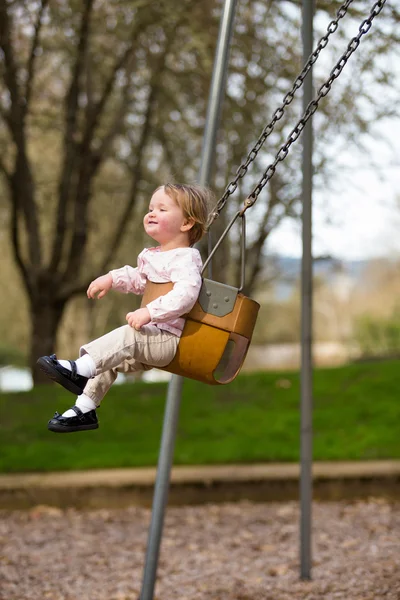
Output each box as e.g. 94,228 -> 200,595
181,218 -> 195,232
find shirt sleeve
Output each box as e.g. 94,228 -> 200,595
146,250 -> 203,323
109,254 -> 146,295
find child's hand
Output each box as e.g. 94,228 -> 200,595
126,308 -> 151,330
87,274 -> 113,299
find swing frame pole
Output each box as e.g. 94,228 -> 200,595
138,1 -> 238,598
300,0 -> 314,581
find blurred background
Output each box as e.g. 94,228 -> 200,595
0,0 -> 399,391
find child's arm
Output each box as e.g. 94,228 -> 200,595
87,265 -> 151,329
87,254 -> 147,300
110,264 -> 147,295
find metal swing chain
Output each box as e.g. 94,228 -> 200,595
208,0 -> 385,225
208,0 -> 355,224
242,0 -> 386,212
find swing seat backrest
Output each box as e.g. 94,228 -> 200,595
141,280 -> 260,385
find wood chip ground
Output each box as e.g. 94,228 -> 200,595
1,499 -> 399,599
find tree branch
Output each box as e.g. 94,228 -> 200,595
23,0 -> 49,117
50,0 -> 95,273
0,104 -> 13,136
57,279 -> 90,302
81,34 -> 139,154
57,78 -> 153,298
10,200 -> 32,297
1,1 -> 42,270
51,2 -> 141,276
0,0 -> 22,137
93,81 -> 132,163
245,192 -> 297,296
99,87 -> 160,274
62,28 -> 177,289
244,180 -> 282,294
97,30 -> 181,273
61,66 -> 141,285
0,154 -> 11,184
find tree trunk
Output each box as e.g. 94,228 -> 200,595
30,297 -> 66,385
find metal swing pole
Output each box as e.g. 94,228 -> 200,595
300,0 -> 314,581
139,1 -> 238,599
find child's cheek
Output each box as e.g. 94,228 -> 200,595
158,218 -> 167,233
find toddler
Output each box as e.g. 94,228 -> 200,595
37,183 -> 212,432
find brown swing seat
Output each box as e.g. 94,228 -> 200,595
141,279 -> 260,385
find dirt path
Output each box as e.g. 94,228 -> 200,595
1,499 -> 399,600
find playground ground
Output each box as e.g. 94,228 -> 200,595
1,498 -> 399,600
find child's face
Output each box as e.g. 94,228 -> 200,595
143,187 -> 191,247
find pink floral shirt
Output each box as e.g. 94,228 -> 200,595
110,246 -> 203,337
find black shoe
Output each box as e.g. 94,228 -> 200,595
37,354 -> 88,395
48,406 -> 99,433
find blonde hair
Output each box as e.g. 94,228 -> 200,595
162,183 -> 214,245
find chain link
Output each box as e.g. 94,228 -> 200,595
208,0 -> 385,225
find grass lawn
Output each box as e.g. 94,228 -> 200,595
1,360 -> 399,473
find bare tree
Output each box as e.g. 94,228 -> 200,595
0,0 -> 397,383
0,0 -> 212,383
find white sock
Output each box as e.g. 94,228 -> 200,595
58,354 -> 96,378
62,394 -> 97,417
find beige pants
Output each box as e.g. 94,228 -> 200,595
80,324 -> 179,406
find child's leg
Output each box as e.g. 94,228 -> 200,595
48,359 -> 155,432
80,324 -> 179,375
80,357 -> 154,408
59,357 -> 153,418
38,325 -> 179,396
47,325 -> 178,432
